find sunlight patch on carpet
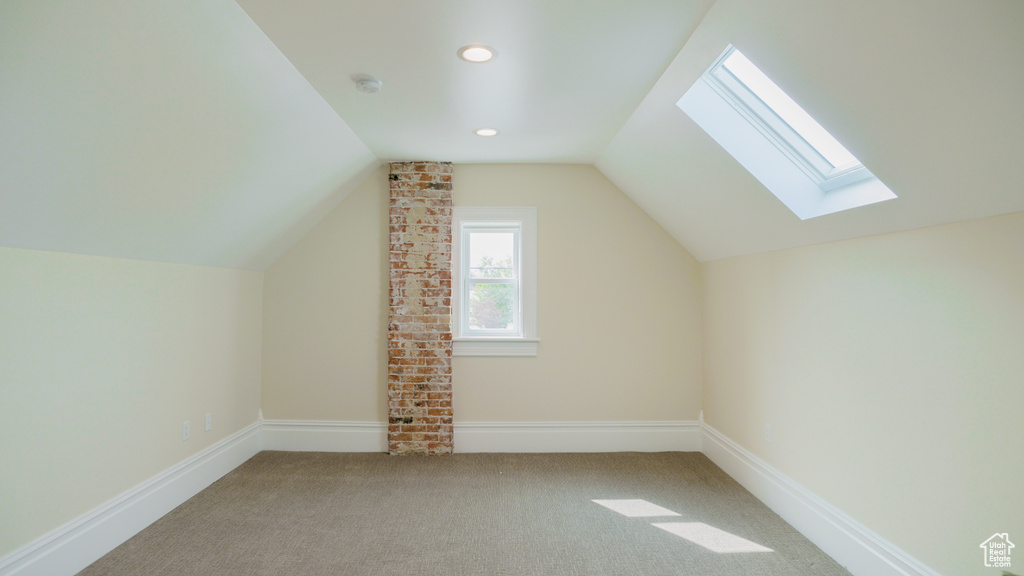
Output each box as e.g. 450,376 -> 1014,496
652,522 -> 774,553
591,499 -> 681,517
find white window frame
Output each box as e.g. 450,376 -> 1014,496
677,45 -> 897,220
705,46 -> 870,190
452,206 -> 538,357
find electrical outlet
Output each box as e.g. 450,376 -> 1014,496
764,423 -> 772,443
204,413 -> 212,432
183,420 -> 190,441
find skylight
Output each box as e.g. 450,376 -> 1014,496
677,45 -> 896,219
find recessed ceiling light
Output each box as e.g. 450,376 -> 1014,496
474,128 -> 499,137
458,45 -> 496,63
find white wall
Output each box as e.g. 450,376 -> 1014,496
261,164 -> 703,423
453,164 -> 702,422
0,247 -> 263,557
262,168 -> 390,421
701,211 -> 1024,576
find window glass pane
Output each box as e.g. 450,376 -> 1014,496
468,232 -> 514,279
468,282 -> 514,330
721,49 -> 860,170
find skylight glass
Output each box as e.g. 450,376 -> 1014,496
720,50 -> 859,171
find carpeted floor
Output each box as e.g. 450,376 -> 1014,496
78,451 -> 852,575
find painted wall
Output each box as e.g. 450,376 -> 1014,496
701,211 -> 1024,576
261,164 -> 703,423
0,247 -> 263,557
454,164 -> 702,422
261,168 -> 390,421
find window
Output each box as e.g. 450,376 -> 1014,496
677,45 -> 896,219
452,207 -> 538,356
461,225 -> 519,336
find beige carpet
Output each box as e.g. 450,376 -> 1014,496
78,451 -> 852,575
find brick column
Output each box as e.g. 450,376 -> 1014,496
387,162 -> 454,455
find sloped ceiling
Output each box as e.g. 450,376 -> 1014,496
1,0 -> 1022,269
0,0 -> 377,270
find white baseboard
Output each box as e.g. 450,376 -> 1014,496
454,421 -> 701,453
0,422 -> 261,576
261,420 -> 387,452
259,419 -> 701,454
700,423 -> 940,576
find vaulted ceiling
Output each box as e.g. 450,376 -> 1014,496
2,0 -> 1022,269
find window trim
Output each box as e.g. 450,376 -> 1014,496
452,206 -> 538,356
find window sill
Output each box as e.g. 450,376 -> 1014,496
453,338 -> 540,357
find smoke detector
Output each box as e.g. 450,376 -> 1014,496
353,75 -> 382,94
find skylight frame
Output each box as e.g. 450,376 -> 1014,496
676,44 -> 897,220
704,46 -> 871,191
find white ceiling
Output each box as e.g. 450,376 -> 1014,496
236,0 -> 714,164
2,0 -> 1022,268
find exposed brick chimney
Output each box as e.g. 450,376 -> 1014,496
387,162 -> 454,455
